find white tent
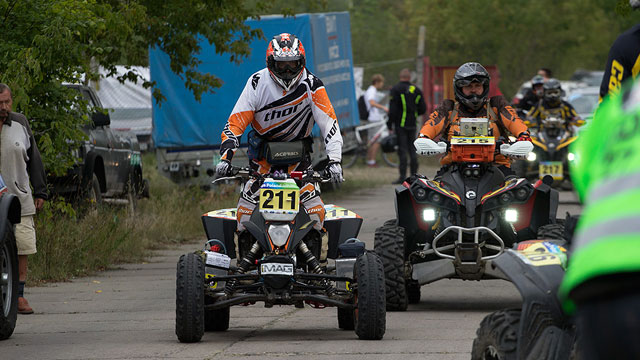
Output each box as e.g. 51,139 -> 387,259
94,66 -> 152,138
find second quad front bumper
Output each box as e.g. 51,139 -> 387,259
411,226 -> 510,284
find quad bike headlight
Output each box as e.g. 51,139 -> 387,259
527,152 -> 537,162
568,152 -> 575,161
414,187 -> 428,201
268,224 -> 291,247
505,209 -> 518,223
423,208 -> 436,222
499,192 -> 513,204
515,187 -> 529,201
429,192 -> 443,204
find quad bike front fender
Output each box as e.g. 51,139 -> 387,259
324,204 -> 363,259
492,249 -> 575,360
202,205 -> 364,260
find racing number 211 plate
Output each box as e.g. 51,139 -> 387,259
259,187 -> 299,212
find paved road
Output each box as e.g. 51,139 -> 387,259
0,183 -> 581,360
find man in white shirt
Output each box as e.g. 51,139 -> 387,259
364,74 -> 388,167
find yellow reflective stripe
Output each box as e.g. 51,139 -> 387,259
400,94 -> 407,127
633,54 -> 640,79
556,136 -> 577,150
532,138 -> 547,151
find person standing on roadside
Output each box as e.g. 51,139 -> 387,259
0,83 -> 48,314
537,67 -> 552,81
387,68 -> 426,184
364,74 -> 388,167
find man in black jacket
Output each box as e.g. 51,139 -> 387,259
388,69 -> 427,184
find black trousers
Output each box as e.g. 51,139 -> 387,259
576,290 -> 640,360
396,127 -> 418,178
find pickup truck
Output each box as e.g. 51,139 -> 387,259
48,84 -> 148,206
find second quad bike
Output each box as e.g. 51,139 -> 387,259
175,167 -> 386,343
512,116 -> 581,189
375,117 -> 560,311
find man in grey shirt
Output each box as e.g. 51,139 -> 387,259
0,83 -> 48,314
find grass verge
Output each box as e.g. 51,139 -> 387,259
29,153 -> 237,283
28,152 -> 438,284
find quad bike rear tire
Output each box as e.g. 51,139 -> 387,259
354,251 -> 386,340
0,224 -> 18,340
537,223 -> 566,241
204,295 -> 230,332
337,307 -> 354,330
471,309 -> 520,360
374,221 -> 407,311
406,280 -> 421,304
175,253 -> 205,343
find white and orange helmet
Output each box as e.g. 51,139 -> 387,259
266,33 -> 306,91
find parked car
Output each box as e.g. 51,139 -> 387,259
513,80 -> 587,106
570,69 -> 604,87
48,84 -> 149,207
567,86 -> 599,121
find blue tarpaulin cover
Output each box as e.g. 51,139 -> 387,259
151,12 -> 358,149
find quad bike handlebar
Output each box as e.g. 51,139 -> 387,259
213,166 -> 332,185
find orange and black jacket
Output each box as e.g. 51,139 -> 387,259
418,96 -> 529,166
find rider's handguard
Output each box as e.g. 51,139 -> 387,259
225,242 -> 262,295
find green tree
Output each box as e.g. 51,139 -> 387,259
0,0 -> 275,175
282,0 -> 640,97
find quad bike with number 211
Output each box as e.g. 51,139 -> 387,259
175,167 -> 386,342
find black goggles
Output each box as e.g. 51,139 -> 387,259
275,60 -> 301,72
545,89 -> 562,97
456,77 -> 488,87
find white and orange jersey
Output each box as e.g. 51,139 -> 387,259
220,68 -> 342,162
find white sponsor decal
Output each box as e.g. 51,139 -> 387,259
317,59 -> 351,73
205,251 -> 231,269
322,72 -> 351,86
328,44 -> 340,59
325,15 -> 337,33
260,263 -> 294,276
332,98 -> 349,108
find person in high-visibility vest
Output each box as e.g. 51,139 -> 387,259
559,79 -> 640,359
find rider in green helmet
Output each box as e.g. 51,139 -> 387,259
559,79 -> 640,359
